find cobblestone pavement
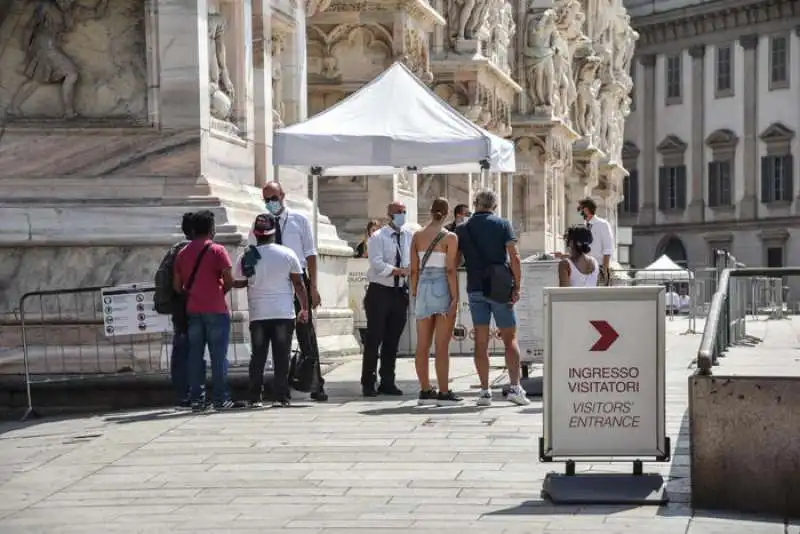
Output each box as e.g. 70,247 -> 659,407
0,317 -> 795,533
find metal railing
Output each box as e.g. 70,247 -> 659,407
697,265 -> 800,375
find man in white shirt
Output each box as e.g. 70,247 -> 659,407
362,201 -> 413,397
261,181 -> 327,401
577,198 -> 614,286
235,213 -> 309,407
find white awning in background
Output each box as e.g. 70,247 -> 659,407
635,254 -> 693,281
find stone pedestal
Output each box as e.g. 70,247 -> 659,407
0,0 -> 357,361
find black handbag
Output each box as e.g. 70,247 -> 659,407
289,349 -> 315,392
464,222 -> 514,303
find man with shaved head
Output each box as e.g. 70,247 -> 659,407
361,200 -> 413,397
260,181 -> 327,401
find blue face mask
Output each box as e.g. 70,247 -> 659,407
265,200 -> 282,215
392,213 -> 406,228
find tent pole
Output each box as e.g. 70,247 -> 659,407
310,166 -> 322,250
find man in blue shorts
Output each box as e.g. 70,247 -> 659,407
455,189 -> 529,407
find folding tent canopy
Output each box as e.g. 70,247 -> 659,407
634,254 -> 693,281
273,62 -> 516,175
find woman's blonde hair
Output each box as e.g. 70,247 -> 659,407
431,197 -> 449,221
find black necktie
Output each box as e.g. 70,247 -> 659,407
394,233 -> 402,288
276,218 -> 283,245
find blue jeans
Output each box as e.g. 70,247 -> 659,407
170,323 -> 206,403
187,313 -> 231,405
468,292 -> 517,329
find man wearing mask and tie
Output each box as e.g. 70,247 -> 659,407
361,201 -> 412,397
258,181 -> 327,401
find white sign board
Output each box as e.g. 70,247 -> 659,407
542,286 -> 666,459
101,283 -> 171,337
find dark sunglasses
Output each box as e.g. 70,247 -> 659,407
264,195 -> 281,202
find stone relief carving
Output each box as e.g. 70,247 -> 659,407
522,9 -> 557,113
316,25 -> 391,81
208,0 -> 236,124
551,23 -> 574,120
271,31 -> 286,128
306,0 -> 332,17
6,0 -> 110,119
488,1 -> 514,72
573,53 -> 601,138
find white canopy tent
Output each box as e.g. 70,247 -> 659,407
634,254 -> 693,281
272,62 -> 517,245
273,62 -> 516,176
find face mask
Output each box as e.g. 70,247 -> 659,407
392,213 -> 406,228
578,208 -> 588,220
265,200 -> 282,215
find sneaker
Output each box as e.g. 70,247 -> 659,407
310,390 -> 328,402
378,383 -> 404,396
272,399 -> 291,408
507,386 -> 531,406
248,400 -> 264,409
417,388 -> 438,406
436,391 -> 463,406
191,401 -> 207,413
176,400 -> 192,410
213,400 -> 236,411
476,389 -> 492,407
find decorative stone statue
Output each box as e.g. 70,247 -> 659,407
488,1 -> 514,71
522,9 -> 557,112
552,29 -> 575,119
573,54 -> 601,138
271,33 -> 286,128
448,0 -> 489,43
208,0 -> 236,122
7,0 -> 110,119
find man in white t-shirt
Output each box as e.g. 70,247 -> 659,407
577,198 -> 615,286
234,213 -> 309,407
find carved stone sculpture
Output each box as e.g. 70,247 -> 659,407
522,9 -> 557,112
489,1 -> 514,71
448,0 -> 490,43
552,29 -> 575,119
208,0 -> 236,122
7,0 -> 110,119
573,54 -> 601,137
271,32 -> 286,128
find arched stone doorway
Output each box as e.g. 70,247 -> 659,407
657,235 -> 688,267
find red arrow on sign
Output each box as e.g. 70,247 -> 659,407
590,320 -> 619,351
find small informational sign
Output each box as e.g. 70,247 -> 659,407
516,259 -> 559,363
101,283 -> 171,337
542,286 -> 666,459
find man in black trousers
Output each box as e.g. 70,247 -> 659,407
361,201 -> 412,397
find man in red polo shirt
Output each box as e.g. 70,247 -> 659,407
173,210 -> 236,412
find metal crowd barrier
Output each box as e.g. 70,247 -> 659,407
696,263 -> 800,375
13,286 -> 252,419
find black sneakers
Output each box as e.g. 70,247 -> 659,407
436,391 -> 463,406
417,388 -> 438,406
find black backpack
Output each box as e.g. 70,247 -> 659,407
153,241 -> 188,314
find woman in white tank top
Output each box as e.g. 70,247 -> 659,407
558,225 -> 599,287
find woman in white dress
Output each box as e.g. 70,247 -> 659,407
558,225 -> 599,287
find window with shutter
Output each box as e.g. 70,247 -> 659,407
630,170 -> 639,213
782,155 -> 794,201
676,165 -> 687,209
658,167 -> 667,210
708,162 -> 720,207
719,161 -> 732,205
761,156 -> 772,203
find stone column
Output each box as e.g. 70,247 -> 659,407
252,0 -> 272,188
639,54 -> 657,224
688,44 -> 706,222
740,34 -> 759,219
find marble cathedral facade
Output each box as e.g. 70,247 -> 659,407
303,0 -> 637,256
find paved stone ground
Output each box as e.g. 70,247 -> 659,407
0,317 -> 795,533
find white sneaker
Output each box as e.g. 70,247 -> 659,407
476,389 -> 492,407
508,386 -> 531,406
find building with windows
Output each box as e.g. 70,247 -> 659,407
622,0 -> 800,285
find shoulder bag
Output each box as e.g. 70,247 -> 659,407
173,243 -> 212,334
463,221 -> 514,303
419,231 -> 447,273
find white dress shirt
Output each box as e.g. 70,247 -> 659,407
586,214 -> 614,263
366,225 -> 413,288
248,208 -> 316,269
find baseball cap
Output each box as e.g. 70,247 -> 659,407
252,213 -> 277,237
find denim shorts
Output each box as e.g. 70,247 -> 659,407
415,267 -> 450,319
468,291 -> 516,329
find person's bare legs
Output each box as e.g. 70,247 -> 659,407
433,312 -> 454,392
499,326 -> 530,405
499,327 -> 521,386
473,324 -> 491,390
415,317 -> 435,390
